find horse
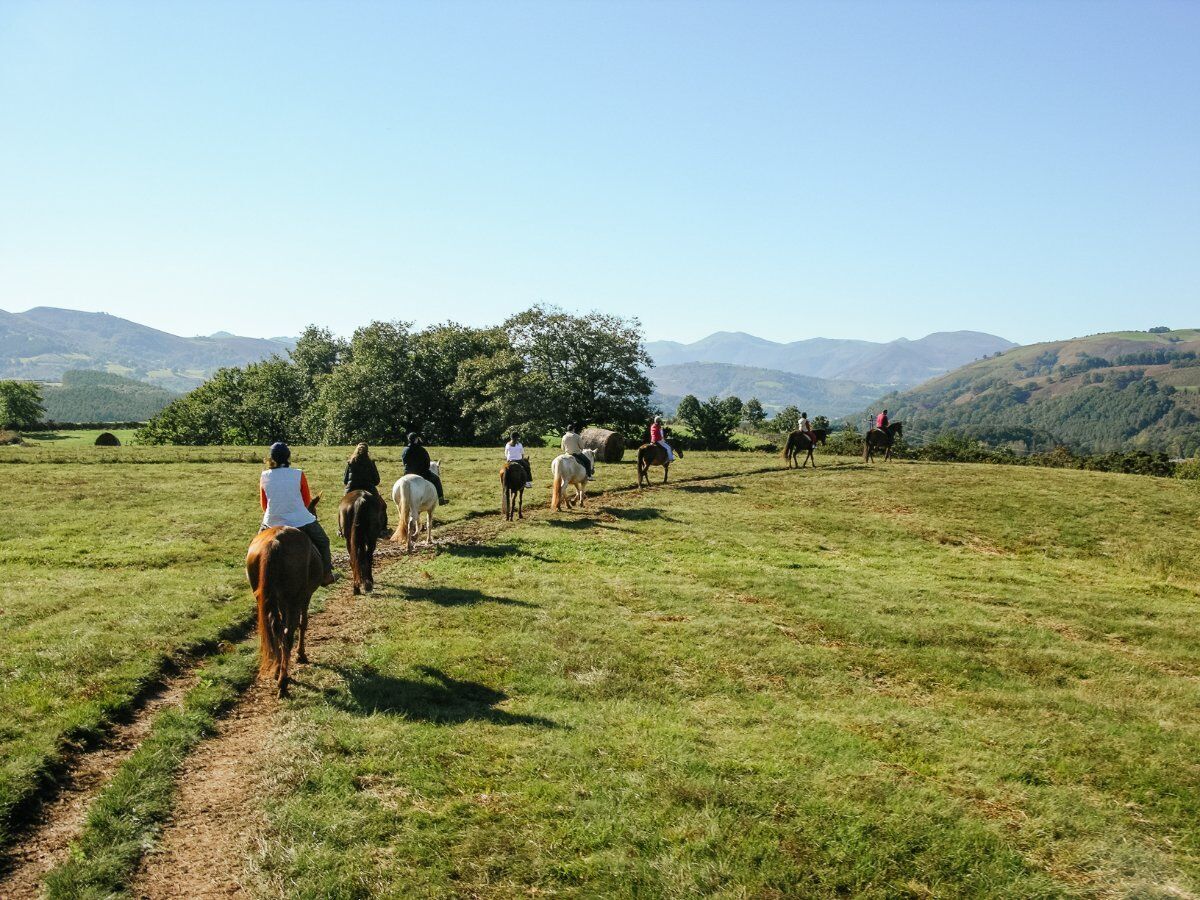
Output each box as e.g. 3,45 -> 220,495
501,461 -> 526,521
864,422 -> 904,462
783,428 -> 828,469
637,441 -> 683,487
392,461 -> 441,552
338,490 -> 385,595
246,495 -> 323,698
551,449 -> 596,510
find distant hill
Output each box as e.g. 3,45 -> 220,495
0,307 -> 293,391
870,329 -> 1200,456
651,363 -> 887,418
39,370 -> 179,423
646,330 -> 1016,388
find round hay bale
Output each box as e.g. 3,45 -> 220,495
95,431 -> 121,447
0,429 -> 22,445
580,427 -> 624,463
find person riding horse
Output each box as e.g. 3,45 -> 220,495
342,442 -> 388,534
650,416 -> 675,462
562,423 -> 594,480
504,431 -> 534,488
259,442 -> 338,585
875,409 -> 889,431
402,432 -> 448,504
798,412 -> 813,440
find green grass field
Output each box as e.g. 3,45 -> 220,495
2,442 -> 1198,895
18,428 -> 141,447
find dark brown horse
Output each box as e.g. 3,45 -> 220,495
500,461 -> 526,520
339,490 -> 385,595
864,421 -> 904,462
783,428 -> 828,468
246,496 -> 324,698
637,442 -> 682,487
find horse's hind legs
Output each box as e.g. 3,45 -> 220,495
297,606 -> 310,664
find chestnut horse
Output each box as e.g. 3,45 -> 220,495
637,442 -> 683,487
246,495 -> 324,698
339,490 -> 385,595
864,421 -> 904,462
783,428 -> 828,469
501,461 -> 526,520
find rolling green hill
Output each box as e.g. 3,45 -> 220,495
871,328 -> 1200,455
40,370 -> 178,423
652,362 -> 887,417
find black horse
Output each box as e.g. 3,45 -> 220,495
338,490 -> 386,594
783,428 -> 828,468
863,422 -> 904,462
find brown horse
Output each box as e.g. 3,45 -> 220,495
500,461 -> 526,520
339,490 -> 385,595
246,496 -> 324,698
783,428 -> 828,468
864,421 -> 904,462
637,442 -> 682,487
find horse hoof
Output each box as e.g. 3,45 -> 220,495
365,583 -> 374,594
297,653 -> 308,664
353,584 -> 361,596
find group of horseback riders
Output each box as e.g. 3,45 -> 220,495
257,416 -> 683,586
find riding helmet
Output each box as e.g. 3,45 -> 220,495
269,442 -> 291,464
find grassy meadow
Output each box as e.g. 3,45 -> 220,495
1,440 -> 1198,895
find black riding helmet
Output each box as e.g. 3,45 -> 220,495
269,442 -> 291,465
407,432 -> 421,445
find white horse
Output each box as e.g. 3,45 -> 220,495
550,449 -> 596,511
391,461 -> 440,552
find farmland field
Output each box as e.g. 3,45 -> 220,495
1,443 -> 1199,897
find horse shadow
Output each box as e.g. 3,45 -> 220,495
602,506 -> 676,522
677,483 -> 737,494
325,664 -> 562,728
445,543 -> 552,562
402,586 -> 536,608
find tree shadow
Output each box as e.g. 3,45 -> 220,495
445,543 -> 552,562
21,431 -> 72,442
543,517 -> 602,530
677,483 -> 737,494
402,585 -> 537,607
326,664 -> 562,728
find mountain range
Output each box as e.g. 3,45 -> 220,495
651,363 -> 885,418
0,307 -> 293,392
647,330 -> 1016,388
874,329 -> 1200,456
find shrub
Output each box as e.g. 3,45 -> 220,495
1176,459 -> 1200,481
825,426 -> 863,456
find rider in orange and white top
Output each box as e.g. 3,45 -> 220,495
259,442 -> 338,585
504,431 -> 534,487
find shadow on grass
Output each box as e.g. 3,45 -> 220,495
402,585 -> 537,607
325,664 -> 562,727
602,506 -> 677,522
445,543 -> 552,562
676,483 -> 737,494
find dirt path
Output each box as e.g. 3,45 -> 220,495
0,672 -> 199,899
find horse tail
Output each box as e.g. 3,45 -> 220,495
346,500 -> 362,588
551,458 -> 562,509
397,482 -> 411,543
256,539 -> 285,680
782,434 -> 793,460
501,468 -> 511,518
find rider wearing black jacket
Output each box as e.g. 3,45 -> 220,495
402,433 -> 447,504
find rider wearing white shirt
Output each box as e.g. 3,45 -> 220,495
562,423 -> 594,479
505,432 -> 533,487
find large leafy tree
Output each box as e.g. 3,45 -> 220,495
0,381 -> 45,430
506,305 -> 652,435
677,395 -> 741,450
309,321 -> 416,445
744,398 -> 765,427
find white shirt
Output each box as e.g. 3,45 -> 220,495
505,442 -> 524,461
260,467 -> 316,528
562,431 -> 583,455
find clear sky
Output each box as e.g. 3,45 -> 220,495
1,0 -> 1196,346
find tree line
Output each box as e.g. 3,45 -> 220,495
136,306 -> 655,446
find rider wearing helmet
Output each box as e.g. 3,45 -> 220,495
504,431 -> 534,488
342,442 -> 388,534
402,432 -> 447,504
561,423 -> 594,480
650,415 -> 675,461
259,442 -> 338,585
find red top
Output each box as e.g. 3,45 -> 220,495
875,413 -> 888,428
650,423 -> 663,442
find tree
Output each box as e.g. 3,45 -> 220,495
0,381 -> 45,430
675,395 -> 701,425
744,398 -> 765,427
812,415 -> 830,432
721,396 -> 743,422
678,395 -> 740,449
772,405 -> 800,433
506,305 -> 652,435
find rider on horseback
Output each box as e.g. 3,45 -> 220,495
562,423 -> 594,480
650,416 -> 675,462
342,442 -> 388,535
505,431 -> 534,488
259,442 -> 338,585
799,411 -> 813,440
403,432 -> 448,504
875,409 -> 889,431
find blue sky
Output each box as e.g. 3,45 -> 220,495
1,0 -> 1196,345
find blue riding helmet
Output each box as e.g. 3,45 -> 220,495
269,442 -> 291,464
